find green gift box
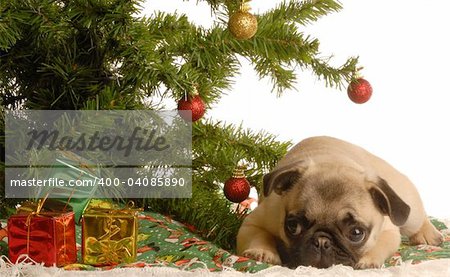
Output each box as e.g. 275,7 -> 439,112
36,150 -> 100,223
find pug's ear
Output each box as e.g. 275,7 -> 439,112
263,162 -> 308,197
369,178 -> 411,226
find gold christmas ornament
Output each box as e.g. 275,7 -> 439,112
228,9 -> 258,40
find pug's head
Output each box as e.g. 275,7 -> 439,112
263,161 -> 410,269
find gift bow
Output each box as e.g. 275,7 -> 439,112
84,236 -> 135,265
23,199 -> 45,227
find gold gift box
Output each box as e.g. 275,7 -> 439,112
81,204 -> 140,266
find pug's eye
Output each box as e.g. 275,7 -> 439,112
347,227 -> 365,242
285,218 -> 302,236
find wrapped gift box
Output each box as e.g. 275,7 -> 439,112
38,150 -> 100,223
7,201 -> 77,266
81,205 -> 139,266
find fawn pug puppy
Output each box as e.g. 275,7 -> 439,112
237,136 -> 443,269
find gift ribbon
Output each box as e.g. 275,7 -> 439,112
25,195 -> 48,255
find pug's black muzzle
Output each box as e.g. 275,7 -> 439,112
277,230 -> 357,269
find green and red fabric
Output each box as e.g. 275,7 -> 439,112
1,213 -> 449,272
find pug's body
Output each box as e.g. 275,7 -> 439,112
237,136 -> 442,269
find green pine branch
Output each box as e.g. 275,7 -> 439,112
273,0 -> 343,26
1,0 -> 357,109
310,56 -> 359,88
193,120 -> 291,186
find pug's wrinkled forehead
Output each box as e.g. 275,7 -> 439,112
286,175 -> 375,225
263,159 -> 368,197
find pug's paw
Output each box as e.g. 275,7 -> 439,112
242,248 -> 281,265
355,255 -> 384,269
409,220 -> 444,246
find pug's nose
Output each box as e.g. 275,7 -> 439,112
314,236 -> 331,251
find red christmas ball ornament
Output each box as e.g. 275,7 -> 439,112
347,78 -> 373,104
224,166 -> 251,203
177,94 -> 206,122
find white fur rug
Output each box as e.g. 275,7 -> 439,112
1,257 -> 450,277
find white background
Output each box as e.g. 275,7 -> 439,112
142,1 -> 450,218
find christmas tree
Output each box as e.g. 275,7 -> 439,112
0,0 -> 359,250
